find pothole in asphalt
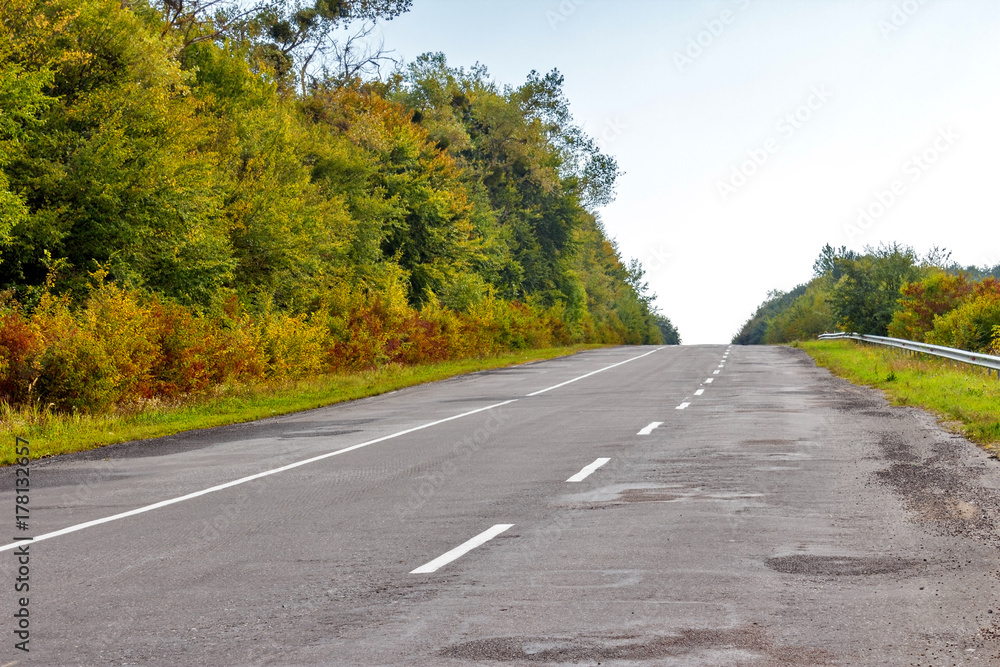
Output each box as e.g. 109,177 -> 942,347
439,628 -> 831,663
765,555 -> 918,576
555,484 -> 765,510
877,431 -> 921,463
741,439 -> 799,446
861,409 -> 908,419
618,487 -> 693,502
559,483 -> 694,505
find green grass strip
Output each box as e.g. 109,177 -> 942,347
799,340 -> 1000,453
0,344 -> 609,465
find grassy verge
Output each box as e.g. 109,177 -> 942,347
799,339 -> 1000,453
0,344 -> 608,465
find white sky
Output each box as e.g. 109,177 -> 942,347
367,0 -> 1000,343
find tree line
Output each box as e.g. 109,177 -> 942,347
734,243 -> 1000,354
0,0 -> 679,412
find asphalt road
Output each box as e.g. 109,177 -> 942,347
3,344 -> 1000,666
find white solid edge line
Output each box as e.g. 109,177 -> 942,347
0,400 -> 518,554
567,457 -> 611,482
705,378 -> 714,383
410,524 -> 514,573
676,402 -> 691,410
694,389 -> 704,396
526,347 -> 661,397
637,421 -> 663,435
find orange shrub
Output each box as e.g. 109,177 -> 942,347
888,272 -> 973,341
28,286 -> 155,411
926,279 -> 1000,352
0,305 -> 43,402
258,309 -> 328,379
0,272 -> 579,412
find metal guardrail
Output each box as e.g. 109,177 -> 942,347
818,332 -> 1000,377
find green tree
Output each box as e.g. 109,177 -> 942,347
733,286 -> 807,345
654,312 -> 681,345
763,277 -> 834,344
828,244 -> 922,335
396,54 -> 620,306
0,0 -> 58,258
0,0 -> 674,360
1,0 -> 234,303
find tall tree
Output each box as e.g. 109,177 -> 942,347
828,244 -> 922,335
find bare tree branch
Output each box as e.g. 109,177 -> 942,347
145,0 -> 410,91
321,22 -> 400,89
150,0 -> 272,50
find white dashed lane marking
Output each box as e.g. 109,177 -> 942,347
637,422 -> 663,435
567,458 -> 611,482
0,400 -> 518,554
527,348 -> 661,397
410,524 -> 514,574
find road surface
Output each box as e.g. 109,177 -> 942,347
3,345 -> 1000,665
